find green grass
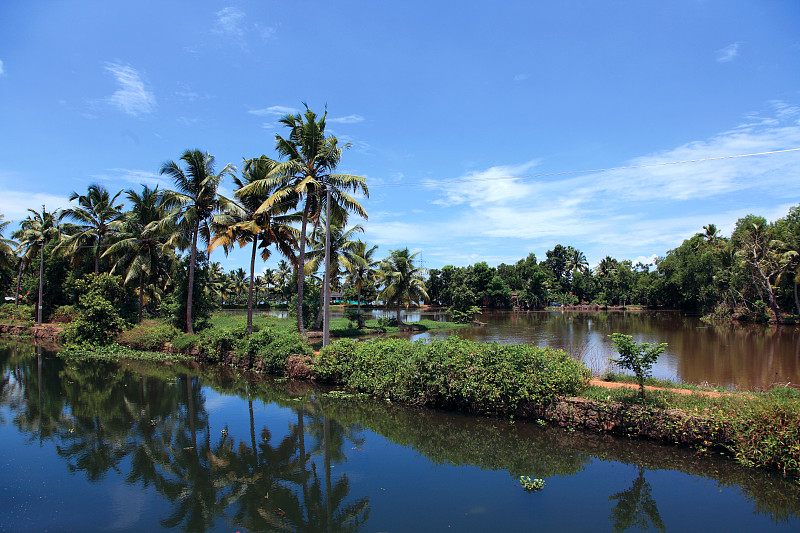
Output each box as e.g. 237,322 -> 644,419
329,317 -> 467,337
209,310 -> 298,334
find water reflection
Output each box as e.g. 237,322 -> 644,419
1,340 -> 799,532
608,469 -> 665,533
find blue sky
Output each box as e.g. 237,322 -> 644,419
1,1 -> 799,274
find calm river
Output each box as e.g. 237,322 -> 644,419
1,340 -> 798,532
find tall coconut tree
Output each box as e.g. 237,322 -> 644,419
210,157 -> 299,334
0,214 -> 17,280
238,106 -> 368,336
345,240 -> 379,328
566,248 -> 589,278
103,185 -> 174,323
13,207 -> 63,324
377,248 -> 428,325
59,184 -> 123,274
159,149 -> 234,333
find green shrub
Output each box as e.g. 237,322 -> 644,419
734,388 -> 800,475
244,328 -> 312,373
117,320 -> 181,351
171,333 -> 201,353
51,305 -> 79,323
62,291 -> 127,346
376,316 -> 398,328
316,336 -> 591,414
0,303 -> 34,325
199,327 -> 245,361
608,333 -> 667,399
316,338 -> 360,382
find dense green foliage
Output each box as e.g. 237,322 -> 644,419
62,273 -> 129,346
426,206 -> 800,323
315,336 -> 591,414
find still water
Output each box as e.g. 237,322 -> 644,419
1,340 -> 798,532
296,308 -> 798,390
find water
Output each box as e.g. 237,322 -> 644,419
1,340 -> 798,532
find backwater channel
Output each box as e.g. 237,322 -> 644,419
1,338 -> 799,532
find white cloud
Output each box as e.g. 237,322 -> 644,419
91,168 -> 170,190
0,190 -> 71,222
716,42 -> 741,63
0,59 -> 4,75
513,73 -> 529,81
214,7 -> 246,43
248,105 -> 299,117
406,104 -> 800,267
328,114 -> 365,124
104,62 -> 155,116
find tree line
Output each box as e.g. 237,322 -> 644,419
427,207 -> 800,323
0,106 -> 427,341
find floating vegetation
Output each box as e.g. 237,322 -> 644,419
519,476 -> 545,492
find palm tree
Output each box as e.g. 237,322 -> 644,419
13,206 -> 62,324
159,149 -> 234,333
103,185 -> 174,323
275,260 -> 292,303
210,158 -> 299,334
238,106 -> 368,336
566,248 -> 589,276
205,262 -> 226,306
345,240 -> 379,328
304,220 -> 365,331
0,214 -> 17,284
377,248 -> 428,325
59,184 -> 123,274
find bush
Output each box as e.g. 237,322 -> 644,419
0,303 -> 34,325
734,388 -> 800,475
198,327 -> 248,361
171,333 -> 201,354
62,274 -> 128,346
117,320 -> 181,351
315,336 -> 591,414
315,338 -> 360,382
245,328 -> 312,373
375,316 -> 398,328
63,292 -> 127,346
51,305 -> 79,324
609,333 -> 667,398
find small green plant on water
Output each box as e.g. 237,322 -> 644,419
608,333 -> 667,399
519,476 -> 545,492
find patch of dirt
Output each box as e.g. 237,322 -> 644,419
589,379 -> 723,398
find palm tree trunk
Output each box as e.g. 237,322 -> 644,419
138,273 -> 144,324
186,223 -> 198,334
296,200 -> 311,335
37,241 -> 44,326
14,259 -> 25,308
357,286 -> 364,329
247,236 -> 257,336
94,236 -> 101,274
323,188 -> 331,346
313,290 -> 324,330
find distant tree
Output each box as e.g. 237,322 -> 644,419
59,184 -> 123,274
377,248 -> 428,325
